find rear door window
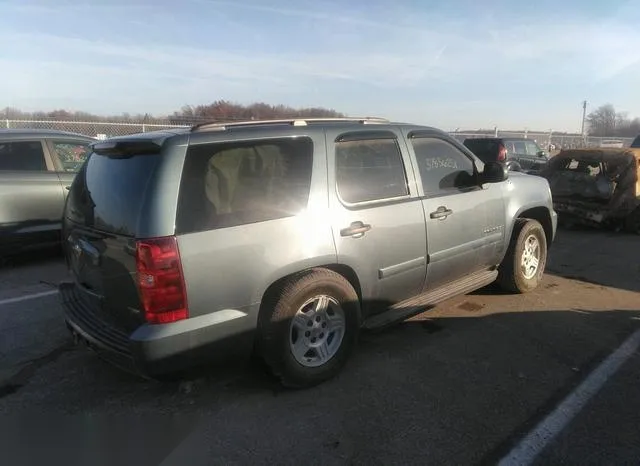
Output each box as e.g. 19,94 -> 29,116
335,137 -> 408,203
50,141 -> 92,172
176,137 -> 313,233
0,141 -> 47,171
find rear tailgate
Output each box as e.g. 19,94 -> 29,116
63,141 -> 164,333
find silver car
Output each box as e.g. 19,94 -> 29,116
60,118 -> 557,388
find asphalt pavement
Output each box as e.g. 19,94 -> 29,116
0,229 -> 639,466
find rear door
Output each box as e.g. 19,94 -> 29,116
403,131 -> 506,290
327,128 -> 427,307
0,139 -> 64,244
64,147 -> 166,332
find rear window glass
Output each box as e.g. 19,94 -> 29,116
560,158 -> 603,176
463,139 -> 498,164
66,153 -> 160,236
176,137 -> 313,234
0,141 -> 47,171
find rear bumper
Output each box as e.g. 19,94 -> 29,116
59,282 -> 256,377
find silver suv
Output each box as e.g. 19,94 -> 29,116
59,118 -> 557,388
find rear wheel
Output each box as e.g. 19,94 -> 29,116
258,269 -> 361,388
497,219 -> 547,293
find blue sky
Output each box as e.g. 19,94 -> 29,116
1,0 -> 639,131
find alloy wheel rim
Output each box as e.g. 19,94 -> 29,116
289,295 -> 346,368
521,234 -> 541,280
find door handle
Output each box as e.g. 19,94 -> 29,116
430,206 -> 453,219
340,221 -> 371,238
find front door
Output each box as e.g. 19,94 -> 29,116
0,139 -> 64,246
403,132 -> 506,290
327,129 -> 427,309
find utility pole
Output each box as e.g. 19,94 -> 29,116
580,100 -> 587,136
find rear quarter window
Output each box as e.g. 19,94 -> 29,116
176,137 -> 313,234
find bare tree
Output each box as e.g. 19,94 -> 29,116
587,104 -> 639,137
587,104 -> 617,136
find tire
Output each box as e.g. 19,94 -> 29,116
257,268 -> 361,388
497,219 -> 548,293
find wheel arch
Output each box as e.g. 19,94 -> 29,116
516,206 -> 553,246
258,263 -> 363,317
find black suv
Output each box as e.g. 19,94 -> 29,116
463,137 -> 549,174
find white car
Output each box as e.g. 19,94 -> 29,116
600,139 -> 624,149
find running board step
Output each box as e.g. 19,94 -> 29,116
362,269 -> 498,330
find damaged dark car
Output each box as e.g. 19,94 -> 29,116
541,148 -> 640,233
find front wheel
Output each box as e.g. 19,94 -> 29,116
497,219 -> 548,293
257,269 -> 361,388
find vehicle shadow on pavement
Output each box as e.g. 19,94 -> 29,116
0,245 -> 63,269
546,228 -> 640,293
1,306 -> 639,466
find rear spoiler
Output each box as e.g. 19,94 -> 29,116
91,140 -> 162,158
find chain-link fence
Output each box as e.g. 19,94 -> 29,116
451,132 -> 635,151
3,118 -> 193,139
3,119 -> 636,149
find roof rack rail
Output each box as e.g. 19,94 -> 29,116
190,117 -> 389,132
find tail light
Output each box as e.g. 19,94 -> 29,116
135,236 -> 188,324
498,143 -> 507,162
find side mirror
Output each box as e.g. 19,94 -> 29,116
481,161 -> 509,184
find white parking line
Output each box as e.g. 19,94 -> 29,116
498,328 -> 640,466
0,290 -> 58,306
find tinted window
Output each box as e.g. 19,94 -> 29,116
335,138 -> 408,203
66,153 -> 160,236
411,138 -> 476,195
52,141 -> 91,172
525,140 -> 540,156
0,141 -> 46,171
631,135 -> 640,148
463,139 -> 499,163
176,138 -> 313,233
512,141 -> 526,154
504,141 -> 516,153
